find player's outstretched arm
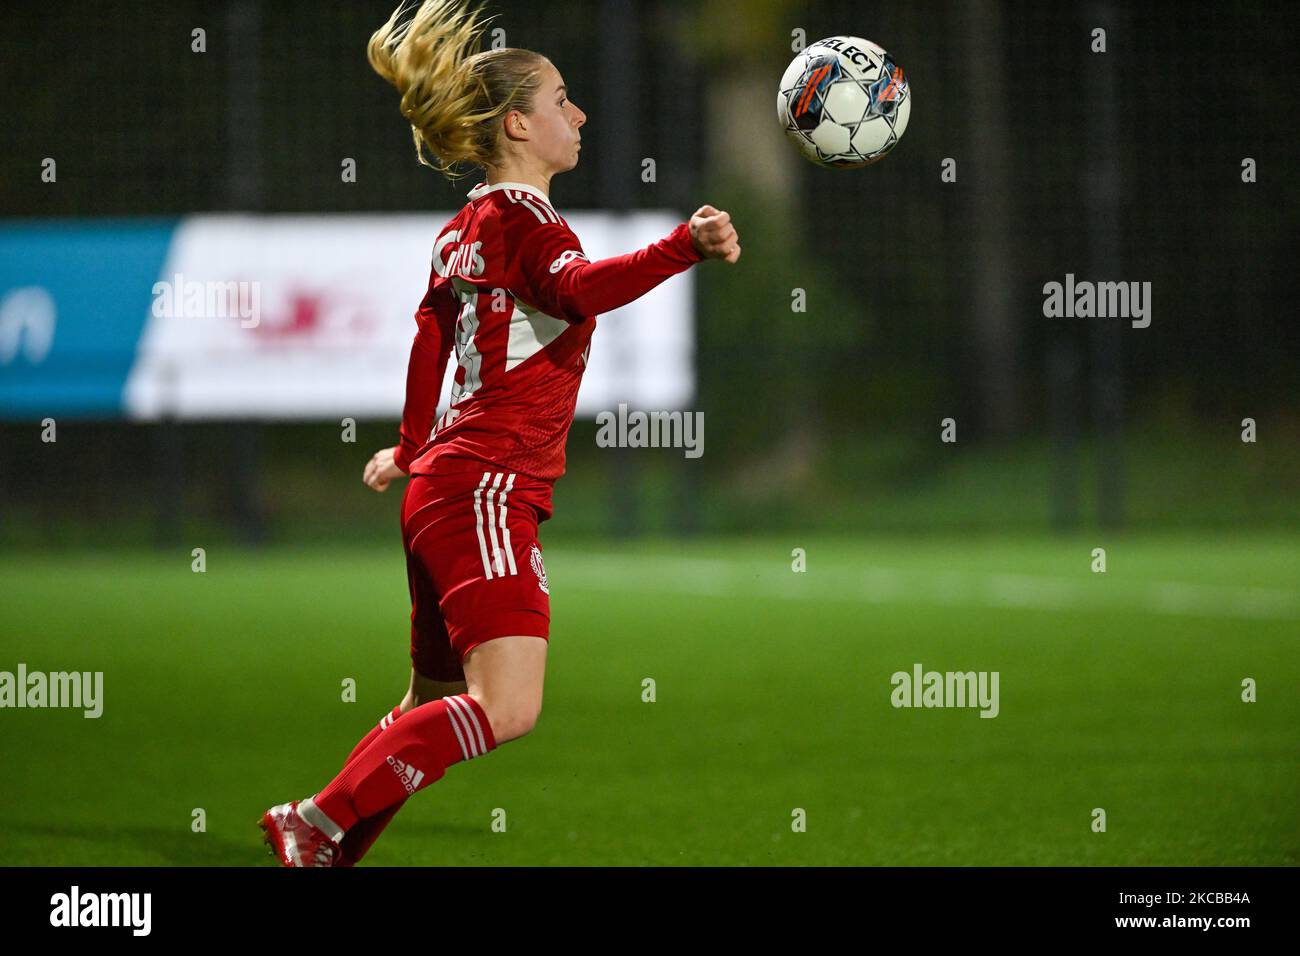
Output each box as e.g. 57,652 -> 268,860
522,206 -> 742,323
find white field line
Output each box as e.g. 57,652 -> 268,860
551,554 -> 1300,621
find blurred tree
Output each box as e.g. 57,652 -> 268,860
961,0 -> 1021,438
671,0 -> 864,500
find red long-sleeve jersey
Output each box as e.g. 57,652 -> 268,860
393,180 -> 703,497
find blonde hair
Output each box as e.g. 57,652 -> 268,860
368,0 -> 547,180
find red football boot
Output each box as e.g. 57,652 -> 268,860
259,798 -> 344,867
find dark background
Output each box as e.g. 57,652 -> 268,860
1,0 -> 1296,545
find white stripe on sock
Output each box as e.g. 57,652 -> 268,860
443,699 -> 472,760
451,694 -> 490,756
444,695 -> 483,758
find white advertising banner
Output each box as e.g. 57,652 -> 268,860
124,213 -> 694,420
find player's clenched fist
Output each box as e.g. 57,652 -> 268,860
689,205 -> 741,263
363,445 -> 405,492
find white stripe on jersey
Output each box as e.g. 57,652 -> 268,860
505,301 -> 569,372
519,195 -> 560,224
504,187 -> 560,224
449,295 -> 484,404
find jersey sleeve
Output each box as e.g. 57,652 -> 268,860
393,276 -> 457,473
515,215 -> 704,324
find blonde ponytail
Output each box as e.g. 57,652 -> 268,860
368,0 -> 546,179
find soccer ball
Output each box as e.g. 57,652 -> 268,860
777,36 -> 911,169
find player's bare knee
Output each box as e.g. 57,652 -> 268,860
508,703 -> 541,741
478,698 -> 541,744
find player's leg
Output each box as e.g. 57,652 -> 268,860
451,471 -> 552,744
303,470 -> 551,850
333,510 -> 469,864
307,651 -> 517,837
460,634 -> 547,744
338,635 -> 545,773
334,633 -> 544,798
334,668 -> 466,865
339,668 -> 467,771
310,630 -> 545,841
331,502 -> 465,780
402,668 -> 469,713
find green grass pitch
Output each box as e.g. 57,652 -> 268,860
1,533 -> 1296,865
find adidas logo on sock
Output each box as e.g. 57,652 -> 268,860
386,755 -> 426,794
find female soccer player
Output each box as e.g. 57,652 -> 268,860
260,0 -> 740,866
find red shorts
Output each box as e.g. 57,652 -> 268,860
401,457 -> 554,682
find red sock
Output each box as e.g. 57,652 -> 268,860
342,705 -> 404,769
340,800 -> 406,864
314,693 -> 496,833
336,706 -> 406,864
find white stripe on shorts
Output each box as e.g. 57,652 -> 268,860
485,472 -> 506,576
497,473 -> 518,575
473,472 -> 495,579
472,471 -> 520,580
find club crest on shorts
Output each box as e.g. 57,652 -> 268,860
529,542 -> 549,594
